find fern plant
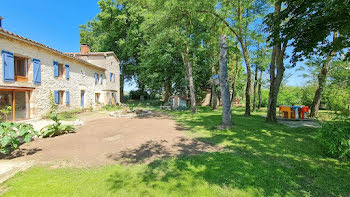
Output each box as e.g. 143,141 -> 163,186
40,113 -> 75,138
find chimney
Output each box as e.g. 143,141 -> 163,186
80,43 -> 90,55
0,17 -> 3,28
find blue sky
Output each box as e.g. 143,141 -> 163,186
1,0 -> 305,90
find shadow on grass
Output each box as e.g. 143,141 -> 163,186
107,137 -> 220,164
108,107 -> 350,196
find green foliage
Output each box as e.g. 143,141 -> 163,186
317,120 -> 350,159
277,86 -> 303,105
0,106 -> 12,121
2,107 -> 350,196
101,104 -> 123,111
325,86 -> 350,113
176,106 -> 188,111
40,113 -> 75,138
49,91 -> 57,113
274,0 -> 350,63
129,90 -> 151,100
0,122 -> 38,154
56,109 -> 83,121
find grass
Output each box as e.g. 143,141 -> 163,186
1,107 -> 350,196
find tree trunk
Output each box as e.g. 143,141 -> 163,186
120,74 -> 124,102
266,1 -> 287,123
237,0 -> 251,116
211,62 -> 218,110
219,35 -> 232,129
164,80 -> 171,102
181,46 -> 197,113
253,65 -> 258,112
258,69 -> 263,109
310,33 -> 337,117
242,45 -> 252,116
230,53 -> 239,105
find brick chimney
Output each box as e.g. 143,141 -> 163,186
0,17 -> 4,28
80,43 -> 90,55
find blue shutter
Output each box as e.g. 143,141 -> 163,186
113,73 -> 116,82
33,59 -> 41,84
53,61 -> 58,77
100,74 -> 103,84
2,51 -> 14,82
66,90 -> 70,105
65,65 -> 70,79
110,73 -> 112,82
94,73 -> 98,84
54,90 -> 59,104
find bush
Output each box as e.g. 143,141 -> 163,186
129,90 -> 150,100
0,122 -> 38,154
101,104 -> 123,111
317,120 -> 350,159
0,106 -> 12,121
40,113 -> 75,138
176,106 -> 189,111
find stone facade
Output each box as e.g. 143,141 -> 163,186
0,28 -> 120,120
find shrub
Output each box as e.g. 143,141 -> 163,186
317,120 -> 350,159
0,106 -> 12,121
0,122 -> 38,154
129,90 -> 150,100
176,106 -> 189,111
101,104 -> 123,111
40,113 -> 75,138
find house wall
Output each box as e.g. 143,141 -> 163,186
0,35 -> 109,119
105,54 -> 120,103
72,53 -> 121,104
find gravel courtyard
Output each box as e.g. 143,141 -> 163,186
0,112 -> 218,167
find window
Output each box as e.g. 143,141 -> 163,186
81,69 -> 85,76
95,93 -> 101,104
58,91 -> 64,105
14,56 -> 28,81
95,73 -> 100,85
58,63 -> 65,78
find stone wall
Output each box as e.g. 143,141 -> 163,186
0,35 -> 114,119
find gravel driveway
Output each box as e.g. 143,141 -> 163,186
0,112 -> 218,167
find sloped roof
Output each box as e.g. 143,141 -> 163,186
0,27 -> 105,70
66,52 -> 120,63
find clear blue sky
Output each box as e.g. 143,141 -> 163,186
0,0 -> 304,90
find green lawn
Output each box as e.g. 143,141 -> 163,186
1,107 -> 350,197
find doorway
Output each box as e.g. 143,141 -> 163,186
0,90 -> 30,121
81,90 -> 85,108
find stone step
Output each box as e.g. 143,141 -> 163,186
0,161 -> 32,184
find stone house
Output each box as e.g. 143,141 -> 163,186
0,23 -> 120,121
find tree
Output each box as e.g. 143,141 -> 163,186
80,0 -> 145,101
310,33 -> 338,117
265,0 -> 288,122
137,29 -> 185,102
199,0 -> 269,116
219,35 -> 233,129
276,0 -> 350,117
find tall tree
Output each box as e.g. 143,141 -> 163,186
219,35 -> 233,129
199,0 -> 268,116
265,0 -> 288,122
276,0 -> 350,117
310,33 -> 338,117
80,0 -> 144,101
